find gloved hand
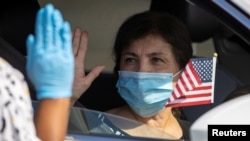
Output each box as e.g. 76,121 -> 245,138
26,3 -> 74,100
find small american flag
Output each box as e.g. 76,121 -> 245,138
166,57 -> 217,107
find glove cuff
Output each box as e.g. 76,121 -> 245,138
36,89 -> 72,100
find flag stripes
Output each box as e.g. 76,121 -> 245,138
166,57 -> 216,107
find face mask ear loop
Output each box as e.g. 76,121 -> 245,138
173,70 -> 182,78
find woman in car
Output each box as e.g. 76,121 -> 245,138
71,11 -> 192,140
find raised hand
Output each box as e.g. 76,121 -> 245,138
71,27 -> 105,105
26,3 -> 73,100
26,4 -> 74,140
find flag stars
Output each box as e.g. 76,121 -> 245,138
193,58 -> 213,82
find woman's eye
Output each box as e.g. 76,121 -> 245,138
125,58 -> 136,63
152,57 -> 163,63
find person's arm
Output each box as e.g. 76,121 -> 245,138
34,98 -> 70,141
26,4 -> 73,140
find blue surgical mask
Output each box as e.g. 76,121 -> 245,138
116,71 -> 180,118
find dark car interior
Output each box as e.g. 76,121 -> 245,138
0,0 -> 249,126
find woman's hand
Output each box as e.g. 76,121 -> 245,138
71,27 -> 105,105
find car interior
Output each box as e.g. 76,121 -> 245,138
1,0 -> 249,140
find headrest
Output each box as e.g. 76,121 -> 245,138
150,0 -> 221,42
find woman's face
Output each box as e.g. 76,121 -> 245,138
120,35 -> 179,73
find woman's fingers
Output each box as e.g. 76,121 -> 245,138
72,27 -> 82,55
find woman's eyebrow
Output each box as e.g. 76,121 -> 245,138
147,52 -> 168,57
122,52 -> 138,57
122,51 -> 168,58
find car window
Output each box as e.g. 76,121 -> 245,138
33,101 -> 179,141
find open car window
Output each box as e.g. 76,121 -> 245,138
32,101 -> 179,141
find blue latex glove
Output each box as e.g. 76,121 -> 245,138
26,4 -> 74,100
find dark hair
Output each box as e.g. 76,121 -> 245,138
112,11 -> 193,73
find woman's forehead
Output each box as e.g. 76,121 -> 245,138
124,35 -> 173,54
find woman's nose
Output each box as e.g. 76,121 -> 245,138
137,61 -> 151,72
